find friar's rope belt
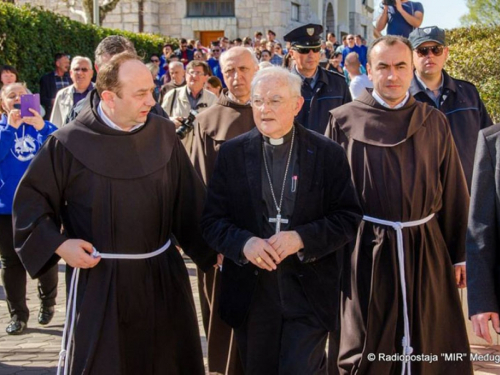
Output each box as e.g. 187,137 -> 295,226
57,239 -> 172,375
362,214 -> 434,375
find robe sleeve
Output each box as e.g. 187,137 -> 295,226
200,146 -> 256,264
170,137 -> 218,272
293,143 -> 362,263
13,136 -> 68,278
190,119 -> 210,186
438,115 -> 470,264
467,129 -> 500,316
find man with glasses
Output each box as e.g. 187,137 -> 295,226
201,66 -> 362,375
50,56 -> 94,127
207,41 -> 225,88
162,60 -> 217,154
174,38 -> 194,67
409,26 -> 492,190
285,24 -> 351,135
341,34 -> 367,68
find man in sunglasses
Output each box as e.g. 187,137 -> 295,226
409,26 -> 492,191
284,23 -> 351,135
50,56 -> 94,127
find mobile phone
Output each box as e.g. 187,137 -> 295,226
20,94 -> 41,117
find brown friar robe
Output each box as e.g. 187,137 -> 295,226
13,91 -> 217,375
191,92 -> 255,375
325,90 -> 473,375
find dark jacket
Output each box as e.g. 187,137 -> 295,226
173,48 -> 194,64
295,67 -> 351,135
39,71 -> 72,120
201,124 -> 362,330
410,70 -> 492,190
467,123 -> 500,317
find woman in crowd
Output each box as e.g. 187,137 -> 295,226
205,76 -> 222,97
0,65 -> 19,90
0,82 -> 58,335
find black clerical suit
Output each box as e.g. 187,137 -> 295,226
201,124 -> 362,375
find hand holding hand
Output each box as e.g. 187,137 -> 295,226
55,239 -> 101,269
268,231 -> 304,261
242,237 -> 280,271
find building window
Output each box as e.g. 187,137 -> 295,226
291,3 -> 300,21
187,0 -> 235,17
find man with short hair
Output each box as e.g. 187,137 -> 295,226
191,45 -> 259,375
267,29 -> 280,44
50,56 -> 94,127
162,60 -> 217,155
14,52 -> 217,375
409,26 -> 492,190
207,41 -> 225,87
159,61 -> 186,102
39,53 -> 72,120
285,23 -> 351,134
202,66 -> 362,375
341,34 -> 367,68
325,35 -> 473,375
344,52 -> 373,99
174,38 -> 194,66
266,42 -> 283,66
159,43 -> 174,77
375,0 -> 424,37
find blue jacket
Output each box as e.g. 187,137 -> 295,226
0,114 -> 56,214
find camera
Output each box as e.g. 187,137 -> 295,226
383,0 -> 395,5
176,109 -> 198,139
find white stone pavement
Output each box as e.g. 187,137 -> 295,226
0,259 -> 499,374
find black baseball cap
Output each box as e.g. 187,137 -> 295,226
408,26 -> 446,49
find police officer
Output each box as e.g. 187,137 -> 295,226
284,24 -> 351,134
409,26 -> 492,190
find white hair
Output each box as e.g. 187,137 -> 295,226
71,56 -> 93,70
169,61 -> 184,70
251,66 -> 302,97
220,46 -> 259,70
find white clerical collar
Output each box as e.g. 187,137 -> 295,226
228,91 -> 251,105
372,90 -> 410,109
98,102 -> 145,132
263,127 -> 294,146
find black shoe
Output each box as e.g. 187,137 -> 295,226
38,305 -> 55,325
6,320 -> 27,335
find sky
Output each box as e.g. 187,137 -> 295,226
417,0 -> 469,29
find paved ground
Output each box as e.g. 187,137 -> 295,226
0,260 -> 499,374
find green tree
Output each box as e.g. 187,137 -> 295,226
460,0 -> 500,26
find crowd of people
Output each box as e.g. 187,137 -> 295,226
1,1 -> 500,374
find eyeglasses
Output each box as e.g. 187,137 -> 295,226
72,68 -> 90,72
187,71 -> 206,77
212,50 -> 221,53
151,59 -> 159,62
251,96 -> 295,109
415,45 -> 444,57
293,46 -> 321,54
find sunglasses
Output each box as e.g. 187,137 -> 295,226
415,45 -> 444,57
73,68 -> 90,72
293,46 -> 321,54
151,59 -> 159,62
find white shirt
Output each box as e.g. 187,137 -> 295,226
372,90 -> 410,109
349,74 -> 373,100
98,102 -> 145,132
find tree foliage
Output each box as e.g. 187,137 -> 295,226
447,25 -> 500,122
460,0 -> 500,27
0,2 -> 177,94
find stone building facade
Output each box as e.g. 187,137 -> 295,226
16,0 -> 375,42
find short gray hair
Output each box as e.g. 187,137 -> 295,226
220,46 -> 259,70
95,35 -> 136,68
169,61 -> 184,70
251,66 -> 302,97
71,56 -> 93,71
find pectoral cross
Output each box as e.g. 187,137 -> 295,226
269,213 -> 288,234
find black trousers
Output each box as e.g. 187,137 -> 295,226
234,267 -> 328,375
0,215 -> 58,322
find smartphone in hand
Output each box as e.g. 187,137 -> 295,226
20,94 -> 41,117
